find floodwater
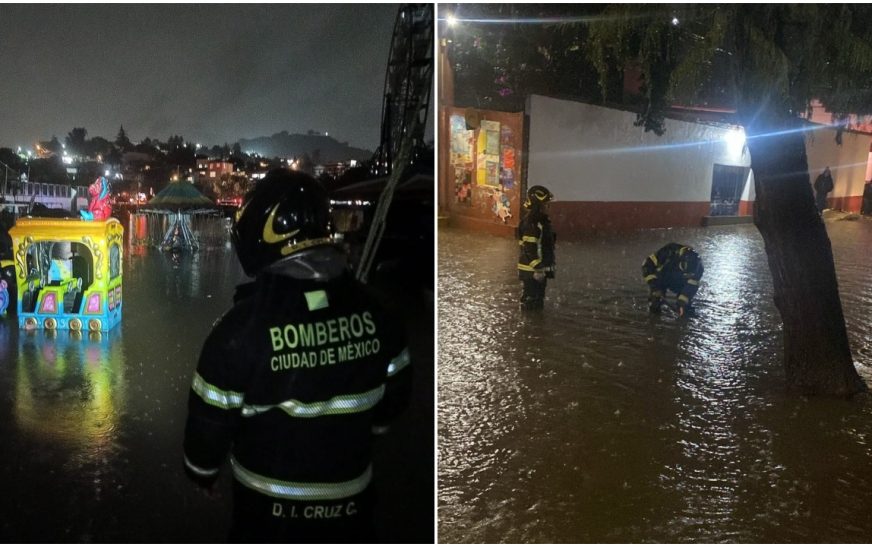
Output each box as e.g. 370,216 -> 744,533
438,215 -> 872,543
0,221 -> 434,542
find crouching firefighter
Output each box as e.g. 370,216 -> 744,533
183,169 -> 411,543
642,242 -> 704,317
517,185 -> 556,310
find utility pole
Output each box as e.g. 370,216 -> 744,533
0,159 -> 14,197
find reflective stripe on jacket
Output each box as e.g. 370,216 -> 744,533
183,269 -> 409,501
641,243 -> 704,303
517,211 -> 555,278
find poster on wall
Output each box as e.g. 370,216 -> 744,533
500,147 -> 515,189
485,125 -> 500,156
454,167 -> 472,206
477,120 -> 501,186
500,166 -> 514,189
500,125 -> 516,189
490,187 -> 513,223
450,114 -> 473,165
486,161 -> 499,187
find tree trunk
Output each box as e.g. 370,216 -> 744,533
744,114 -> 867,396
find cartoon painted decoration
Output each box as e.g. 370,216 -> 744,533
80,176 -> 112,221
9,217 -> 123,332
492,189 -> 513,223
39,292 -> 58,314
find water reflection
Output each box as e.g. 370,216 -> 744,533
0,232 -> 243,541
439,220 -> 872,543
13,328 -> 125,453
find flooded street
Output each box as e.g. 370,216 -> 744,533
0,226 -> 433,542
438,217 -> 872,543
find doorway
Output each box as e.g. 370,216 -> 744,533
710,164 -> 750,216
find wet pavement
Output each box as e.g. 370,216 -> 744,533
438,214 -> 872,543
0,234 -> 433,542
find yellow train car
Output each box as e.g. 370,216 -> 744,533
8,218 -> 123,332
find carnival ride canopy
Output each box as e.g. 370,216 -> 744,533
144,180 -> 215,211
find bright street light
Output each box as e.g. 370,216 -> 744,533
725,127 -> 746,157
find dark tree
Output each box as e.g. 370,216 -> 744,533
88,136 -> 114,160
76,161 -> 105,186
443,3 -> 606,110
106,147 -> 123,168
0,148 -> 24,172
588,4 -> 870,396
65,127 -> 88,156
166,135 -> 185,151
115,125 -> 132,152
29,157 -> 69,185
39,136 -> 62,156
135,138 -> 156,154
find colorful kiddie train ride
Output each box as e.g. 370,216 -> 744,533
0,176 -> 123,332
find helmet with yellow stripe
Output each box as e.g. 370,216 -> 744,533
231,169 -> 333,277
523,185 -> 554,210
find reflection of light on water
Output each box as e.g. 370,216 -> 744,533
440,225 -> 872,543
14,329 -> 126,454
664,231 -> 792,541
438,235 -> 532,531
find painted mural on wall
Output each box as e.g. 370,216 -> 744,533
443,107 -> 523,228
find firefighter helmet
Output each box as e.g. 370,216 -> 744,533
231,169 -> 333,276
524,185 -> 554,209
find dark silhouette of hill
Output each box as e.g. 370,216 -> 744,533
238,131 -> 372,163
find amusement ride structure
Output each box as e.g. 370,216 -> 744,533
357,3 -> 434,283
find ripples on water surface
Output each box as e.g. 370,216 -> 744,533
0,242 -> 240,542
0,226 -> 432,542
438,218 -> 872,543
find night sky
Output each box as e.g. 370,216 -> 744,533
0,4 -> 399,151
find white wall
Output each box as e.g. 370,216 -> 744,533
526,95 -> 752,202
741,170 -> 755,202
804,126 -> 870,199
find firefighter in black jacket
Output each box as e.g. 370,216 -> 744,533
183,169 -> 411,542
642,242 -> 704,317
517,185 -> 555,310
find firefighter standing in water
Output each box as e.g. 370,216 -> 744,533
183,169 -> 411,542
517,185 -> 556,310
642,243 -> 704,317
